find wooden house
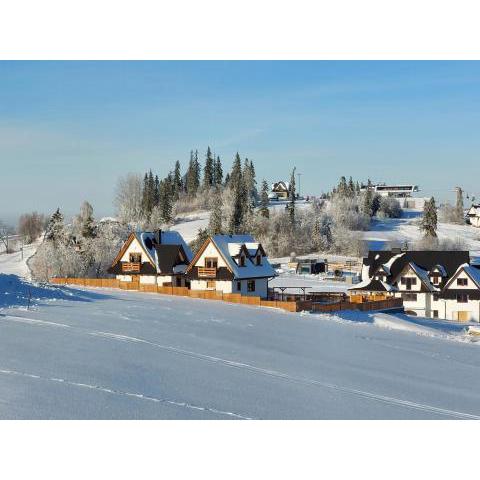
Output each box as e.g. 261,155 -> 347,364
108,230 -> 193,288
185,234 -> 277,298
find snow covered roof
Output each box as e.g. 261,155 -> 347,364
430,264 -> 447,276
135,231 -> 193,274
271,181 -> 291,192
445,263 -> 480,290
211,234 -> 276,280
407,262 -> 438,292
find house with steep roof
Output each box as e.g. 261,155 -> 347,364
269,181 -> 291,200
185,234 -> 277,298
467,204 -> 480,227
108,230 -> 193,288
350,250 -> 480,321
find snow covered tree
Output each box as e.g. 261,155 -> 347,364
18,212 -> 45,244
227,154 -> 245,234
114,173 -> 144,226
203,147 -> 214,189
208,190 -> 223,235
455,187 -> 464,224
243,158 -> 257,216
189,227 -> 209,254
45,208 -> 66,244
78,201 -> 95,239
186,150 -> 200,196
287,167 -> 296,226
159,179 -> 173,224
214,155 -> 223,186
420,197 -> 438,238
259,179 -> 270,218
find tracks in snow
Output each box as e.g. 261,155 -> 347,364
2,314 -> 480,420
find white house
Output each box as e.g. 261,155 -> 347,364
467,204 -> 480,227
349,250 -> 480,322
108,230 -> 193,287
269,181 -> 291,200
185,234 -> 277,298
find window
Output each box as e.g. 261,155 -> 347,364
431,275 -> 441,285
237,281 -> 241,291
239,255 -> 246,267
129,253 -> 141,263
433,293 -> 440,302
432,310 -> 439,318
176,277 -> 182,287
457,293 -> 469,303
206,280 -> 216,289
256,254 -> 262,266
411,278 -> 417,285
457,278 -> 468,286
205,257 -> 218,268
247,280 -> 255,292
401,293 -> 417,302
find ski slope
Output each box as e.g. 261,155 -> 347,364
0,282 -> 479,419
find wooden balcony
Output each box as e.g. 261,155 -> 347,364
122,262 -> 141,273
198,267 -> 217,278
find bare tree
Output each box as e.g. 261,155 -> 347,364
18,212 -> 45,244
0,220 -> 15,253
114,173 -> 144,226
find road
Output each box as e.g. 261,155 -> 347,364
0,285 -> 479,419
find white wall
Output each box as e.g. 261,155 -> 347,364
116,274 -> 132,282
195,242 -> 228,268
233,278 -> 268,298
443,298 -> 480,322
191,279 -> 233,293
120,237 -> 147,263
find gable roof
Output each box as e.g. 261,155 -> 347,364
444,263 -> 480,290
187,234 -> 276,280
110,230 -> 193,275
363,250 -> 470,285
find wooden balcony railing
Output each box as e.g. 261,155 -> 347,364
122,262 -> 141,273
198,267 -> 217,278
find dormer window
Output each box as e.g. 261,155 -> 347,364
430,274 -> 441,285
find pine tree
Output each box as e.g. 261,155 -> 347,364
186,150 -> 200,196
154,175 -> 160,206
243,158 -> 256,215
337,176 -> 348,198
159,179 -> 173,224
224,172 -> 230,187
259,179 -> 270,218
214,155 -> 223,186
208,190 -> 223,235
420,197 -> 438,238
361,179 -> 374,216
173,161 -> 182,199
193,149 -> 200,192
348,176 -> 355,197
455,187 -> 464,224
203,147 -> 214,189
288,167 -> 296,226
230,153 -> 242,190
228,154 -> 245,233
45,208 -> 65,244
79,201 -> 95,239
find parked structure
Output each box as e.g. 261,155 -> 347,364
186,234 -> 276,298
269,181 -> 291,200
466,204 -> 480,227
349,249 -> 480,322
108,230 -> 193,287
360,183 -> 419,198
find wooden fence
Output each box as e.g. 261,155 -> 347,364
49,277 -> 312,313
312,297 -> 403,313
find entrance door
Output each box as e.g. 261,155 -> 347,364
456,311 -> 470,322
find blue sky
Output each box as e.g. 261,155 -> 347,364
1,61 -> 479,223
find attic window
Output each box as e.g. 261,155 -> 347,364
457,278 -> 468,287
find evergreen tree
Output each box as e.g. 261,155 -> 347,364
208,190 -> 223,235
224,172 -> 230,187
348,176 -> 355,197
45,208 -> 65,244
159,179 -> 173,224
173,161 -> 182,199
361,179 -> 374,216
337,176 -> 348,198
186,150 -> 200,196
355,181 -> 361,195
259,179 -> 270,218
79,201 -> 95,239
288,167 -> 296,226
420,197 -> 438,238
371,194 -> 381,216
203,147 -> 214,189
455,187 -> 464,223
154,175 -> 160,206
230,153 -> 242,190
227,154 -> 245,234
243,158 -> 256,215
214,155 -> 223,186
193,149 -> 201,192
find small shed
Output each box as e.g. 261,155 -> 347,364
296,258 -> 327,275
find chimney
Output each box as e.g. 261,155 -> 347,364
154,229 -> 162,245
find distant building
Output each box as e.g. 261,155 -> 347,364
360,183 -> 419,198
186,234 -> 276,298
270,181 -> 291,200
467,204 -> 480,227
349,249 -> 480,322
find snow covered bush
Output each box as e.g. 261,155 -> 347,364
377,197 -> 402,219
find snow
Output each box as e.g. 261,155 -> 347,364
362,210 -> 480,257
0,284 -> 479,419
170,211 -> 210,243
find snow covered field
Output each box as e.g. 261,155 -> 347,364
0,277 -> 479,419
